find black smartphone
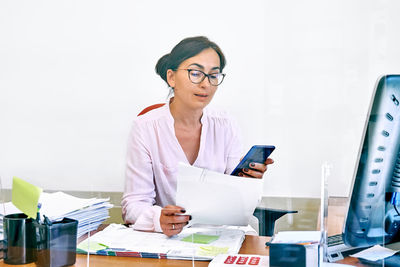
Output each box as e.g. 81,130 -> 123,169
230,145 -> 275,176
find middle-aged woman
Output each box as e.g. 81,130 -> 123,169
122,36 -> 274,237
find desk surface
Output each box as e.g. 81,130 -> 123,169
0,235 -> 371,267
0,202 -> 372,267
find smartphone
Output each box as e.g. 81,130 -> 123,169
230,145 -> 275,176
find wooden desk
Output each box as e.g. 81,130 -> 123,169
0,201 -> 373,267
0,234 -> 372,267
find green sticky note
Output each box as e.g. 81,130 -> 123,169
198,246 -> 229,256
12,177 -> 42,219
77,240 -> 109,252
181,234 -> 219,244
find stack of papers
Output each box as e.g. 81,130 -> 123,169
0,191 -> 113,239
77,224 -> 245,261
0,202 -> 20,240
271,231 -> 322,244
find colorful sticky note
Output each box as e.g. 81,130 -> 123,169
181,234 -> 219,244
198,246 -> 229,256
12,177 -> 42,219
77,240 -> 109,253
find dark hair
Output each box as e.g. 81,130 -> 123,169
155,36 -> 226,86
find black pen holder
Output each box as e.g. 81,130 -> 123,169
35,217 -> 78,267
3,213 -> 37,264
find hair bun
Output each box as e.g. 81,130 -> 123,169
155,53 -> 170,84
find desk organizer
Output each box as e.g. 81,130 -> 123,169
3,213 -> 37,264
35,217 -> 78,267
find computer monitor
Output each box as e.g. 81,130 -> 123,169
343,75 -> 400,248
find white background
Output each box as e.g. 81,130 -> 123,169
1,0 -> 400,197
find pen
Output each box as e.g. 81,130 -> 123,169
297,241 -> 319,245
43,215 -> 53,226
36,203 -> 42,223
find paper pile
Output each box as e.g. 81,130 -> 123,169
0,202 -> 20,240
0,191 -> 113,239
77,223 -> 245,261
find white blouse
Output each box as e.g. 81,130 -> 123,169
121,103 -> 242,232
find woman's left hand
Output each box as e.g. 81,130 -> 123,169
239,158 -> 274,178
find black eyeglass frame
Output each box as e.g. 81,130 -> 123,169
176,68 -> 226,86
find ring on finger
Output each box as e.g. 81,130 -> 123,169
172,224 -> 175,230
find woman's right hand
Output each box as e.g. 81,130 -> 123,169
160,205 -> 191,237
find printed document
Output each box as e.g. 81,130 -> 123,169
176,162 -> 263,226
78,223 -> 245,260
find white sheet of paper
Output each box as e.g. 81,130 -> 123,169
271,231 -> 322,243
0,202 -> 23,239
350,244 -> 399,261
0,201 -> 22,216
176,162 -> 263,226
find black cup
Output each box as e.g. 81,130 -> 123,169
3,213 -> 37,264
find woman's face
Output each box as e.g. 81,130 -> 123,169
167,48 -> 221,110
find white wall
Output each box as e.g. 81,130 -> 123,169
1,0 -> 400,198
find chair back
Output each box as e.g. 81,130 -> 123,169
137,103 -> 165,116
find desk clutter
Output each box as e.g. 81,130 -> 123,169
1,191 -> 113,240
0,177 -> 113,266
77,223 -> 245,261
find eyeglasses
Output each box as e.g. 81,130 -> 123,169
177,69 -> 226,86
